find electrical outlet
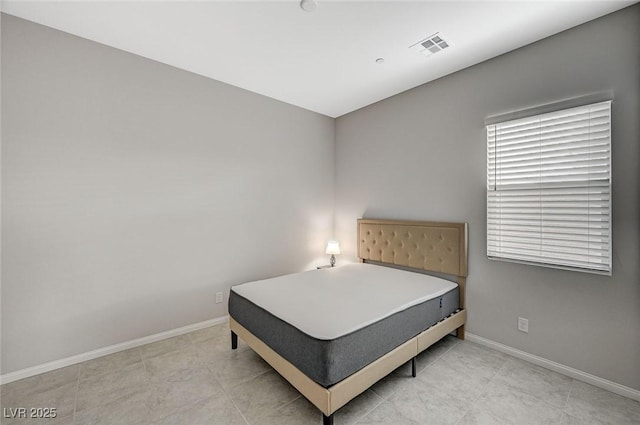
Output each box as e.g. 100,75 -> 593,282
215,291 -> 223,304
518,317 -> 529,333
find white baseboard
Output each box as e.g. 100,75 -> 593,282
465,332 -> 640,402
3,321 -> 638,402
0,315 -> 229,386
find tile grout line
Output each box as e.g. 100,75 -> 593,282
351,393 -> 387,425
563,379 -> 575,413
452,356 -> 514,425
144,329 -> 234,424
264,372 -> 306,414
210,331 -> 302,423
273,394 -> 302,412
477,353 -> 510,398
480,354 -> 574,424
137,346 -> 153,425
227,367 -> 273,392
455,344 -> 512,425
506,358 -> 576,413
210,368 -> 251,425
369,337 -> 461,400
72,364 -> 81,423
358,339 -> 464,425
138,347 -> 147,374
360,339 -> 464,423
416,337 -> 462,377
198,329 -> 250,425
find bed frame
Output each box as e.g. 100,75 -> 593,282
230,218 -> 468,425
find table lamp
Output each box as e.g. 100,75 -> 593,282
326,241 -> 341,267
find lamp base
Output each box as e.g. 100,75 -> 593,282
330,255 -> 336,267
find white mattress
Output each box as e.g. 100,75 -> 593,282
230,263 -> 457,340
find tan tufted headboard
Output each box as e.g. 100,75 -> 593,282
357,219 -> 468,277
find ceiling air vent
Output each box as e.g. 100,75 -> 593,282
410,33 -> 450,58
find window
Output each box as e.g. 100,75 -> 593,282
487,100 -> 611,274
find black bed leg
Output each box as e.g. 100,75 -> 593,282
231,331 -> 238,349
323,413 -> 334,425
411,357 -> 417,378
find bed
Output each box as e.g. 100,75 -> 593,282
228,218 -> 468,424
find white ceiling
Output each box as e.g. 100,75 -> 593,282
2,1 -> 635,117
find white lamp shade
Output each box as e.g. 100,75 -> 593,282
325,241 -> 341,255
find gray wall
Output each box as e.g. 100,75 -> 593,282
335,5 -> 639,390
1,14 -> 335,374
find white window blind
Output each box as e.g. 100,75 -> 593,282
487,100 -> 611,274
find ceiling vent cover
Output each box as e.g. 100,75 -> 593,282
410,33 -> 450,58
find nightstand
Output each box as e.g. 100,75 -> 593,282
316,265 -> 333,269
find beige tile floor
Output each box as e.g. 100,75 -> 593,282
1,321 -> 639,425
